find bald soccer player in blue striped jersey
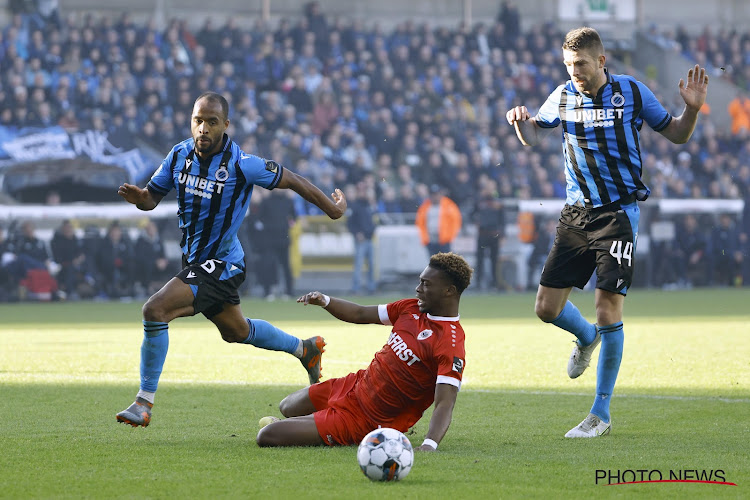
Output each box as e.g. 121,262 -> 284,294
506,27 -> 708,438
115,92 -> 347,427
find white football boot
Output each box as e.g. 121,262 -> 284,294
567,330 -> 601,378
565,413 -> 611,438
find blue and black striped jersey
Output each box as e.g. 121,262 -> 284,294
147,135 -> 283,278
535,69 -> 671,208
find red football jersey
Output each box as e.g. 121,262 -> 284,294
354,298 -> 466,431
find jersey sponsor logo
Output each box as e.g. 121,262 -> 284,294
568,107 -> 624,129
417,329 -> 432,340
452,357 -> 464,373
177,172 -> 225,198
386,331 -> 421,366
265,160 -> 279,173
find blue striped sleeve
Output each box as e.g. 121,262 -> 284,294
534,85 -> 563,128
146,149 -> 177,195
636,80 -> 672,132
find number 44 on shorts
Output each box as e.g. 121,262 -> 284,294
609,241 -> 633,266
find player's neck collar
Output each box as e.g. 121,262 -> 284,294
426,313 -> 459,322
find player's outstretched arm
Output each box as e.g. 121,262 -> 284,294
117,183 -> 163,211
297,291 -> 380,324
659,64 -> 709,144
506,105 -> 542,146
276,169 -> 347,220
416,383 -> 458,452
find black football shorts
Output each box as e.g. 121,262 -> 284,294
540,202 -> 640,295
177,257 -> 244,318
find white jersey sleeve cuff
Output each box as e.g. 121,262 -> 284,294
437,375 -> 461,390
378,304 -> 391,325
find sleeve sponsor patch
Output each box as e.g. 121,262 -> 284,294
265,160 -> 279,173
452,357 -> 464,374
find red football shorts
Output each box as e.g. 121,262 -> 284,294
309,370 -> 377,446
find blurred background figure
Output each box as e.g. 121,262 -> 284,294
135,220 -> 173,296
255,189 -> 297,300
50,219 -> 86,300
472,178 -> 504,291
415,184 -> 462,257
346,181 -> 378,295
96,221 -> 134,299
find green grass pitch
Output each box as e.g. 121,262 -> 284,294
1,289 -> 748,499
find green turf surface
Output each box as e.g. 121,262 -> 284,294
1,289 -> 748,499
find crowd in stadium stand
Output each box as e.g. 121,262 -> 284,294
0,2 -> 749,301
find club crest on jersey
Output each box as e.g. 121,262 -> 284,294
215,167 -> 229,182
452,357 -> 464,373
611,91 -> 625,107
417,329 -> 433,340
265,160 -> 279,173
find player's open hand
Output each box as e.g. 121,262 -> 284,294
297,291 -> 328,307
117,183 -> 147,205
506,105 -> 531,125
679,64 -> 709,111
329,188 -> 347,219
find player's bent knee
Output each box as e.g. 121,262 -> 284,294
142,299 -> 167,322
279,396 -> 293,418
256,424 -> 279,447
535,302 -> 560,323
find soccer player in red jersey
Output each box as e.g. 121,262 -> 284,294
256,252 -> 472,452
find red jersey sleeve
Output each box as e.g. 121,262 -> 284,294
434,326 -> 466,390
377,298 -> 417,325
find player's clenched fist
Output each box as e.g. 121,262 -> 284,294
297,291 -> 327,306
506,106 -> 531,124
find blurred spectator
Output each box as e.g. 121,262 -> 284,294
710,213 -> 743,286
96,221 -> 134,298
472,179 -> 504,290
134,220 -> 172,296
255,188 -> 297,299
677,214 -> 709,287
0,225 -> 17,302
415,184 -> 462,257
50,219 -> 86,299
13,220 -> 51,277
346,182 -> 378,295
728,91 -> 750,135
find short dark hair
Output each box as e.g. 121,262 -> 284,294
562,27 -> 604,54
429,252 -> 473,294
195,91 -> 229,120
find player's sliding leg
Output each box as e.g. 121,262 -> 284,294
279,386 -> 318,418
243,319 -> 326,385
256,415 -> 325,447
116,320 -> 168,427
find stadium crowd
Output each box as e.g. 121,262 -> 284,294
0,2 -> 749,301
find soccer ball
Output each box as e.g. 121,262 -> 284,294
357,428 -> 414,481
